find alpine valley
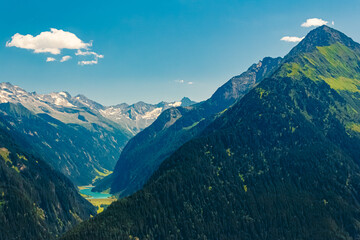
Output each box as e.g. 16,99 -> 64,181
61,26 -> 360,240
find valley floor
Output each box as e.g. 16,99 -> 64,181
78,186 -> 117,214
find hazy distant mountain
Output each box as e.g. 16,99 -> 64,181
63,26 -> 360,240
106,56 -> 282,197
0,83 -> 194,185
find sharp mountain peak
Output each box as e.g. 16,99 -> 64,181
286,25 -> 360,60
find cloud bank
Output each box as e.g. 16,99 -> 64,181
301,18 -> 328,28
280,36 -> 304,43
6,28 -> 103,65
6,28 -> 90,55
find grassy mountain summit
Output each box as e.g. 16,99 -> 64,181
279,25 -> 360,88
276,25 -> 360,135
62,26 -> 360,240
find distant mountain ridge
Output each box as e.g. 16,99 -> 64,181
106,56 -> 282,196
0,82 -> 195,185
98,97 -> 196,135
0,82 -> 195,134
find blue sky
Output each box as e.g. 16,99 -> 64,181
1,0 -> 360,105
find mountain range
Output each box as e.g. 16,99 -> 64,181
101,56 -> 282,196
0,83 -> 195,185
62,25 -> 360,240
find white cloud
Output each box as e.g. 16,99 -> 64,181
46,57 -> 56,62
76,49 -> 104,66
6,28 -> 91,55
174,79 -> 194,85
60,55 -> 71,62
75,49 -> 104,58
6,28 -> 104,65
175,80 -> 185,84
301,18 -> 328,28
78,59 -> 99,65
77,52 -> 103,66
280,36 -> 304,43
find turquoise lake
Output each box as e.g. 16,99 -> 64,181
79,187 -> 112,199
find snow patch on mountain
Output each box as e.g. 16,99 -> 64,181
141,107 -> 163,120
169,101 -> 182,107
